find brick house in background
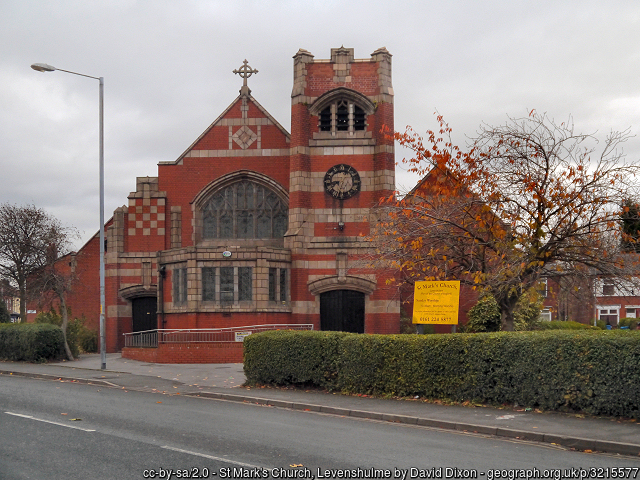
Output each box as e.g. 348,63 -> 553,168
1,278 -> 20,322
592,278 -> 640,325
42,47 -> 402,353
539,275 -> 593,323
540,272 -> 640,325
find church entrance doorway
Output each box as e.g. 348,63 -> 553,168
320,290 -> 365,333
132,297 -> 157,332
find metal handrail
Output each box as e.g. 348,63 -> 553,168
123,324 -> 313,348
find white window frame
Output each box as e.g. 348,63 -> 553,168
596,305 -> 621,325
538,278 -> 548,298
539,308 -> 552,322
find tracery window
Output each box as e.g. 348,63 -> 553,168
173,267 -> 187,305
220,267 -> 234,305
202,181 -> 287,240
268,267 -> 288,304
202,267 -> 216,302
201,266 -> 253,306
319,100 -> 366,133
238,267 -> 252,301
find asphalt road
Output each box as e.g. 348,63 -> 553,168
1,375 -> 639,479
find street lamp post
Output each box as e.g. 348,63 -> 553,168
31,63 -> 106,370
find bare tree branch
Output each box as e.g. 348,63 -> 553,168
0,203 -> 78,359
368,112 -> 640,330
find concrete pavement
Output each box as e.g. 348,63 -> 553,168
1,353 -> 640,459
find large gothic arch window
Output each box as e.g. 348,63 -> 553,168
202,180 -> 288,239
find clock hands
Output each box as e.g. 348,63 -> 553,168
324,164 -> 360,199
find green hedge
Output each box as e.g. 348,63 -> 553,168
243,330 -> 640,418
244,330 -> 349,387
619,318 -> 639,331
0,323 -> 66,362
34,310 -> 99,357
538,320 -> 599,330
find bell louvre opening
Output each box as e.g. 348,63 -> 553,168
336,101 -> 349,131
353,105 -> 366,131
319,106 -> 332,131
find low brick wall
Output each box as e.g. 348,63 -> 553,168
122,342 -> 244,364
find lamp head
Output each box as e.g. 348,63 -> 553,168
31,63 -> 56,72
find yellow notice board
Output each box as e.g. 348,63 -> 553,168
413,281 -> 460,324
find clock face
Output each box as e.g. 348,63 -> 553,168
324,164 -> 361,199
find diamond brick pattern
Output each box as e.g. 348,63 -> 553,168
232,125 -> 257,149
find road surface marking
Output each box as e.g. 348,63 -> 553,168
5,412 -> 96,432
161,445 -> 264,468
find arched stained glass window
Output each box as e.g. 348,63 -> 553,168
202,181 -> 288,239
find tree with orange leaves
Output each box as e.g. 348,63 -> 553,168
371,111 -> 640,330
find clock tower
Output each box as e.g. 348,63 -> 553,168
286,47 -> 399,333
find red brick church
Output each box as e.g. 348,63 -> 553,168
55,47 -> 401,354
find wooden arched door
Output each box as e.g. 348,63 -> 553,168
131,296 -> 157,332
320,290 -> 365,333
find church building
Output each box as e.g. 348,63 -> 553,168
62,47 -> 401,354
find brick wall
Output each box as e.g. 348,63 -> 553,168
287,47 -> 400,335
122,342 -> 244,363
57,47 -> 406,356
28,230 -> 103,332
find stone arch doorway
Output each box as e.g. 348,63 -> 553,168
131,296 -> 157,332
320,290 -> 365,333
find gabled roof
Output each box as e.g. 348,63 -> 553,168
406,166 -> 468,199
172,94 -> 290,165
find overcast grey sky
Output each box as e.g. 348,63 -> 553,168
1,0 -> 639,248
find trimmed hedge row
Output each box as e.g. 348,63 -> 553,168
538,320 -> 599,330
0,323 -> 66,362
243,331 -> 350,388
243,330 -> 640,418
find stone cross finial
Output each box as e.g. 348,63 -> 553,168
233,59 -> 258,96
